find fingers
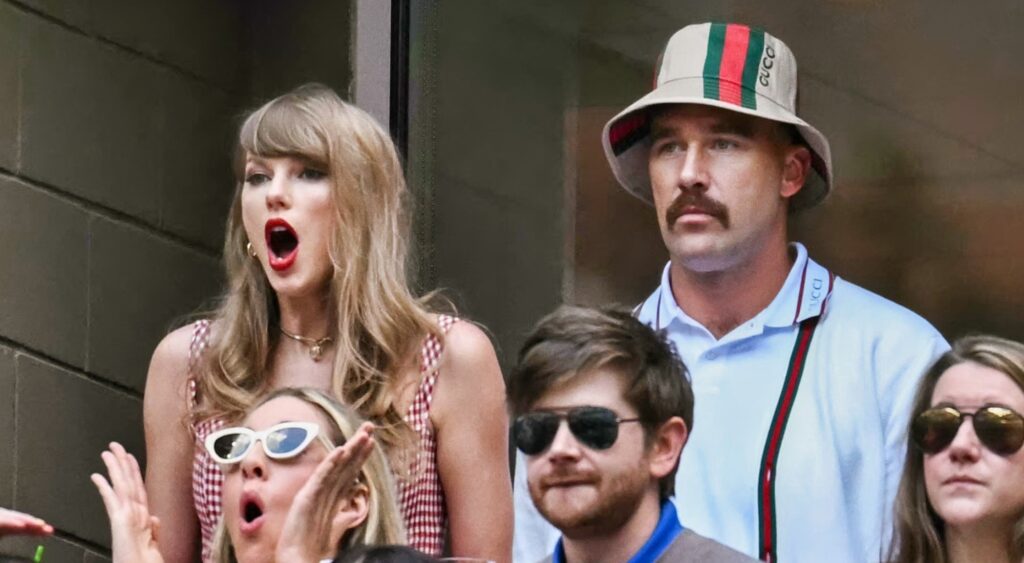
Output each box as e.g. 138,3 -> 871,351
315,424 -> 376,505
91,472 -> 120,517
329,426 -> 375,479
99,451 -> 127,507
335,423 -> 375,468
108,443 -> 141,504
0,507 -> 54,536
127,449 -> 149,509
290,424 -> 377,514
94,443 -> 149,516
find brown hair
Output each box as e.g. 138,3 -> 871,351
887,335 -> 1024,563
193,84 -> 441,462
507,305 -> 693,499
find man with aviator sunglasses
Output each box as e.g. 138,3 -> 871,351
509,306 -> 755,563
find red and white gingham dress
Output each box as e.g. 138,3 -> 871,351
187,316 -> 456,561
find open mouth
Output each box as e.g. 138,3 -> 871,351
264,219 -> 299,271
243,500 -> 264,523
238,493 -> 266,535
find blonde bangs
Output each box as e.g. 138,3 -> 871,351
235,96 -> 332,178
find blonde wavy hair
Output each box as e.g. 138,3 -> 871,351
211,387 -> 406,562
193,84 -> 440,459
887,335 -> 1024,563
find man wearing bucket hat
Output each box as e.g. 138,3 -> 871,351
513,23 -> 948,563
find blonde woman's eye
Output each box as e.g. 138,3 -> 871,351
245,173 -> 270,185
299,168 -> 327,181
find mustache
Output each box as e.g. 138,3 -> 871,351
665,192 -> 730,228
538,468 -> 600,488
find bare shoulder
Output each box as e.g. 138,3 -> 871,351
144,323 -> 202,422
153,323 -> 196,368
432,319 -> 505,417
438,319 -> 501,383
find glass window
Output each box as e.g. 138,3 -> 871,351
407,1 -> 1024,360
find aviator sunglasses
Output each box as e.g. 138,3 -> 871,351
513,406 -> 641,455
204,422 -> 336,464
912,405 -> 1024,456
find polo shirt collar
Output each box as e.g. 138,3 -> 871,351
655,243 -> 835,333
551,500 -> 684,563
761,242 -> 835,328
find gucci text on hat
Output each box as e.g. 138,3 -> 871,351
601,23 -> 833,211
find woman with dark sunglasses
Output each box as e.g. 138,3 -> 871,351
142,84 -> 511,562
93,388 -> 405,563
887,335 -> 1024,563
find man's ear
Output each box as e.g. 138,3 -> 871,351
648,417 -> 688,481
779,145 -> 812,199
328,483 -> 370,548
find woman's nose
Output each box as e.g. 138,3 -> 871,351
947,418 -> 982,463
239,444 -> 268,479
265,176 -> 291,210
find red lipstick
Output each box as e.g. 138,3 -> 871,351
265,218 -> 299,272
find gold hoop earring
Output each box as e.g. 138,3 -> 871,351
246,241 -> 257,257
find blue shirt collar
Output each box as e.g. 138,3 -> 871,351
551,500 -> 683,563
654,242 -> 835,334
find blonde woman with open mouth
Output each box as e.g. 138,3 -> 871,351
95,388 -> 404,563
142,84 -> 511,562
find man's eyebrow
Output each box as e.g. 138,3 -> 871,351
649,124 -> 676,142
709,120 -> 755,137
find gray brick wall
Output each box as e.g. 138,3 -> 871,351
0,0 -> 357,559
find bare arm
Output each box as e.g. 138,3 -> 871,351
431,322 -> 513,563
143,326 -> 200,563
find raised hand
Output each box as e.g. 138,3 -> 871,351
276,422 -> 376,563
0,507 -> 54,538
91,442 -> 165,563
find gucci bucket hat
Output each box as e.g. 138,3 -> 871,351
602,23 -> 833,210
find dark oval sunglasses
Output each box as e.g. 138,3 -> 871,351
512,406 -> 640,455
911,405 -> 1024,456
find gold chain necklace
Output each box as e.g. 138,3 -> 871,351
279,327 -> 333,361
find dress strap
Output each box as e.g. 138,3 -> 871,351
407,315 -> 458,422
186,320 -> 212,417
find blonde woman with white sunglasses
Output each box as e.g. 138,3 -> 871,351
93,388 -> 404,563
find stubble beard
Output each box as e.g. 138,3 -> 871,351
529,460 -> 651,538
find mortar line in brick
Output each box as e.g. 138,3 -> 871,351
11,351 -> 18,508
84,216 -> 93,371
0,336 -> 143,401
52,528 -> 112,558
0,167 -> 220,258
14,1 -> 23,173
3,0 -> 237,97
